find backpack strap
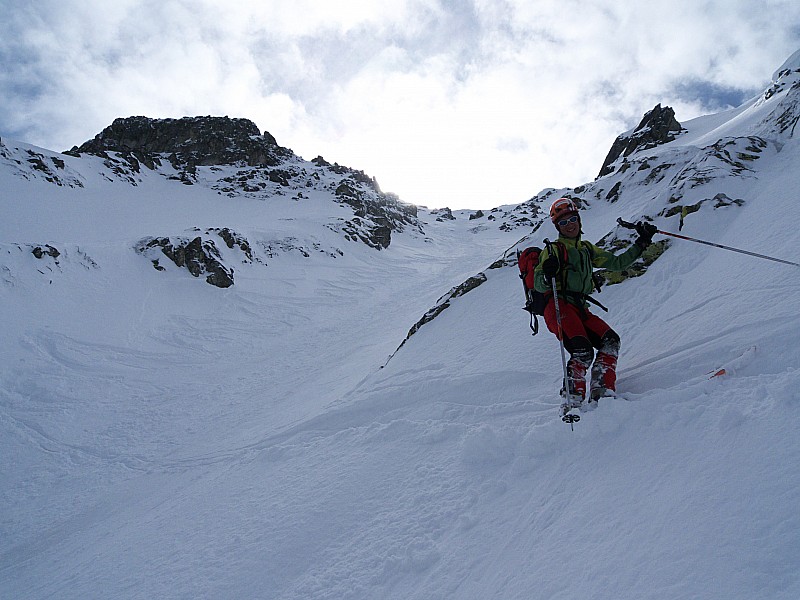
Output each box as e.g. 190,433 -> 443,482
562,291 -> 609,312
525,289 -> 540,335
517,248 -> 540,335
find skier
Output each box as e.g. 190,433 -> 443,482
534,197 -> 657,407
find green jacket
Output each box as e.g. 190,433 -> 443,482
533,235 -> 643,306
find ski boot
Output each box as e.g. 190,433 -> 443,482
559,388 -> 583,424
589,341 -> 618,408
587,387 -> 616,409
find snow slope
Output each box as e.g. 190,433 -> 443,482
2,52 -> 800,599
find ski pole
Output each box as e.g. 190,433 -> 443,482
617,218 -> 800,268
544,239 -> 579,428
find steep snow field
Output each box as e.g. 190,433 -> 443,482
2,54 -> 800,599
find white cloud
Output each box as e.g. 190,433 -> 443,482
1,0 -> 799,208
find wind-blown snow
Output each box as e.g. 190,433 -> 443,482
2,53 -> 800,599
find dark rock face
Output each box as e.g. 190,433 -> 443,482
16,148 -> 84,187
32,245 -> 60,260
598,104 -> 684,177
69,116 -> 293,169
211,227 -> 253,261
338,218 -> 393,250
334,183 -> 418,250
432,207 -> 455,221
139,236 -> 234,288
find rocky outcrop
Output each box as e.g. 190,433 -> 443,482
598,104 -> 684,177
337,218 -> 393,250
138,236 -> 235,288
32,245 -> 60,260
432,207 -> 455,221
210,227 -> 253,261
0,243 -> 99,286
68,116 -> 293,171
333,183 -> 418,250
0,143 -> 85,188
758,59 -> 800,138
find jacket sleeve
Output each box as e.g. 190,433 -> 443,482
532,246 -> 556,293
585,240 -> 643,272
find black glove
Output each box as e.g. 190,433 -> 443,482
542,256 -> 560,282
635,221 -> 658,249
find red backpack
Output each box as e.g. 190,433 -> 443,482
517,246 -> 547,335
517,242 -> 568,335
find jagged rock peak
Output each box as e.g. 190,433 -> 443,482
69,116 -> 293,168
598,104 -> 683,178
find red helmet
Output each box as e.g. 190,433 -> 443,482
549,197 -> 579,224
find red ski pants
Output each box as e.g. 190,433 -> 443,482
543,298 -> 619,398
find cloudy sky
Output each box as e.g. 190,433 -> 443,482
2,1 -> 800,209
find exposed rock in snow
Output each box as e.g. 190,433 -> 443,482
68,115 -> 292,170
137,235 -> 235,288
598,104 -> 685,177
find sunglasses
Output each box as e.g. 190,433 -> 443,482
557,214 -> 579,227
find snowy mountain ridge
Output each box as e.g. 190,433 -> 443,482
0,111 -> 545,292
1,50 -> 800,599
